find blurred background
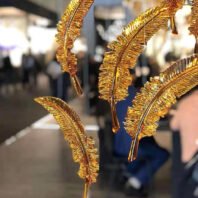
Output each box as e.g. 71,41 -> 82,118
0,0 -> 197,198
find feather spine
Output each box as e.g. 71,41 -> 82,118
125,55 -> 198,162
35,97 -> 99,198
56,0 -> 94,95
189,0 -> 198,53
99,0 -> 184,133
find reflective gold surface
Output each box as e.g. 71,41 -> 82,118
56,0 -> 94,96
99,0 -> 184,133
189,0 -> 198,53
125,55 -> 198,162
170,16 -> 178,34
35,97 -> 99,198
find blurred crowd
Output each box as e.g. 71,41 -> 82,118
82,47 -> 198,198
0,51 -> 42,94
0,50 -> 70,100
0,38 -> 197,197
0,3 -> 197,198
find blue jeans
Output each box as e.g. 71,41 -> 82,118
113,86 -> 170,186
127,137 -> 170,186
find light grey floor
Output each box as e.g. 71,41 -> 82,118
0,77 -> 171,198
0,126 -> 171,198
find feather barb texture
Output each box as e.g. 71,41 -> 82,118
189,0 -> 198,53
56,0 -> 94,96
35,97 -> 99,198
125,54 -> 198,162
99,0 -> 184,133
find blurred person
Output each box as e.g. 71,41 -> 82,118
3,55 -> 13,75
171,89 -> 198,162
76,50 -> 87,88
46,56 -> 62,98
0,54 -> 3,90
22,51 -> 39,89
170,87 -> 198,198
88,55 -> 100,114
114,85 -> 169,197
134,54 -> 149,87
46,56 -> 70,101
1,55 -> 14,94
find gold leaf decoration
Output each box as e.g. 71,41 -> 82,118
35,97 -> 99,198
125,55 -> 198,162
56,0 -> 94,96
99,0 -> 184,133
189,0 -> 198,53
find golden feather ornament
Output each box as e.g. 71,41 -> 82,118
125,55 -> 198,162
189,0 -> 198,53
99,0 -> 184,133
35,97 -> 99,198
56,0 -> 94,96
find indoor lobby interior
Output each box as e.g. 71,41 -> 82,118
0,0 -> 197,198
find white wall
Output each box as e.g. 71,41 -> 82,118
31,0 -> 131,55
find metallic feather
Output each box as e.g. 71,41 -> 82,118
189,0 -> 198,53
125,55 -> 198,162
35,97 -> 99,198
99,0 -> 184,133
56,0 -> 94,96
